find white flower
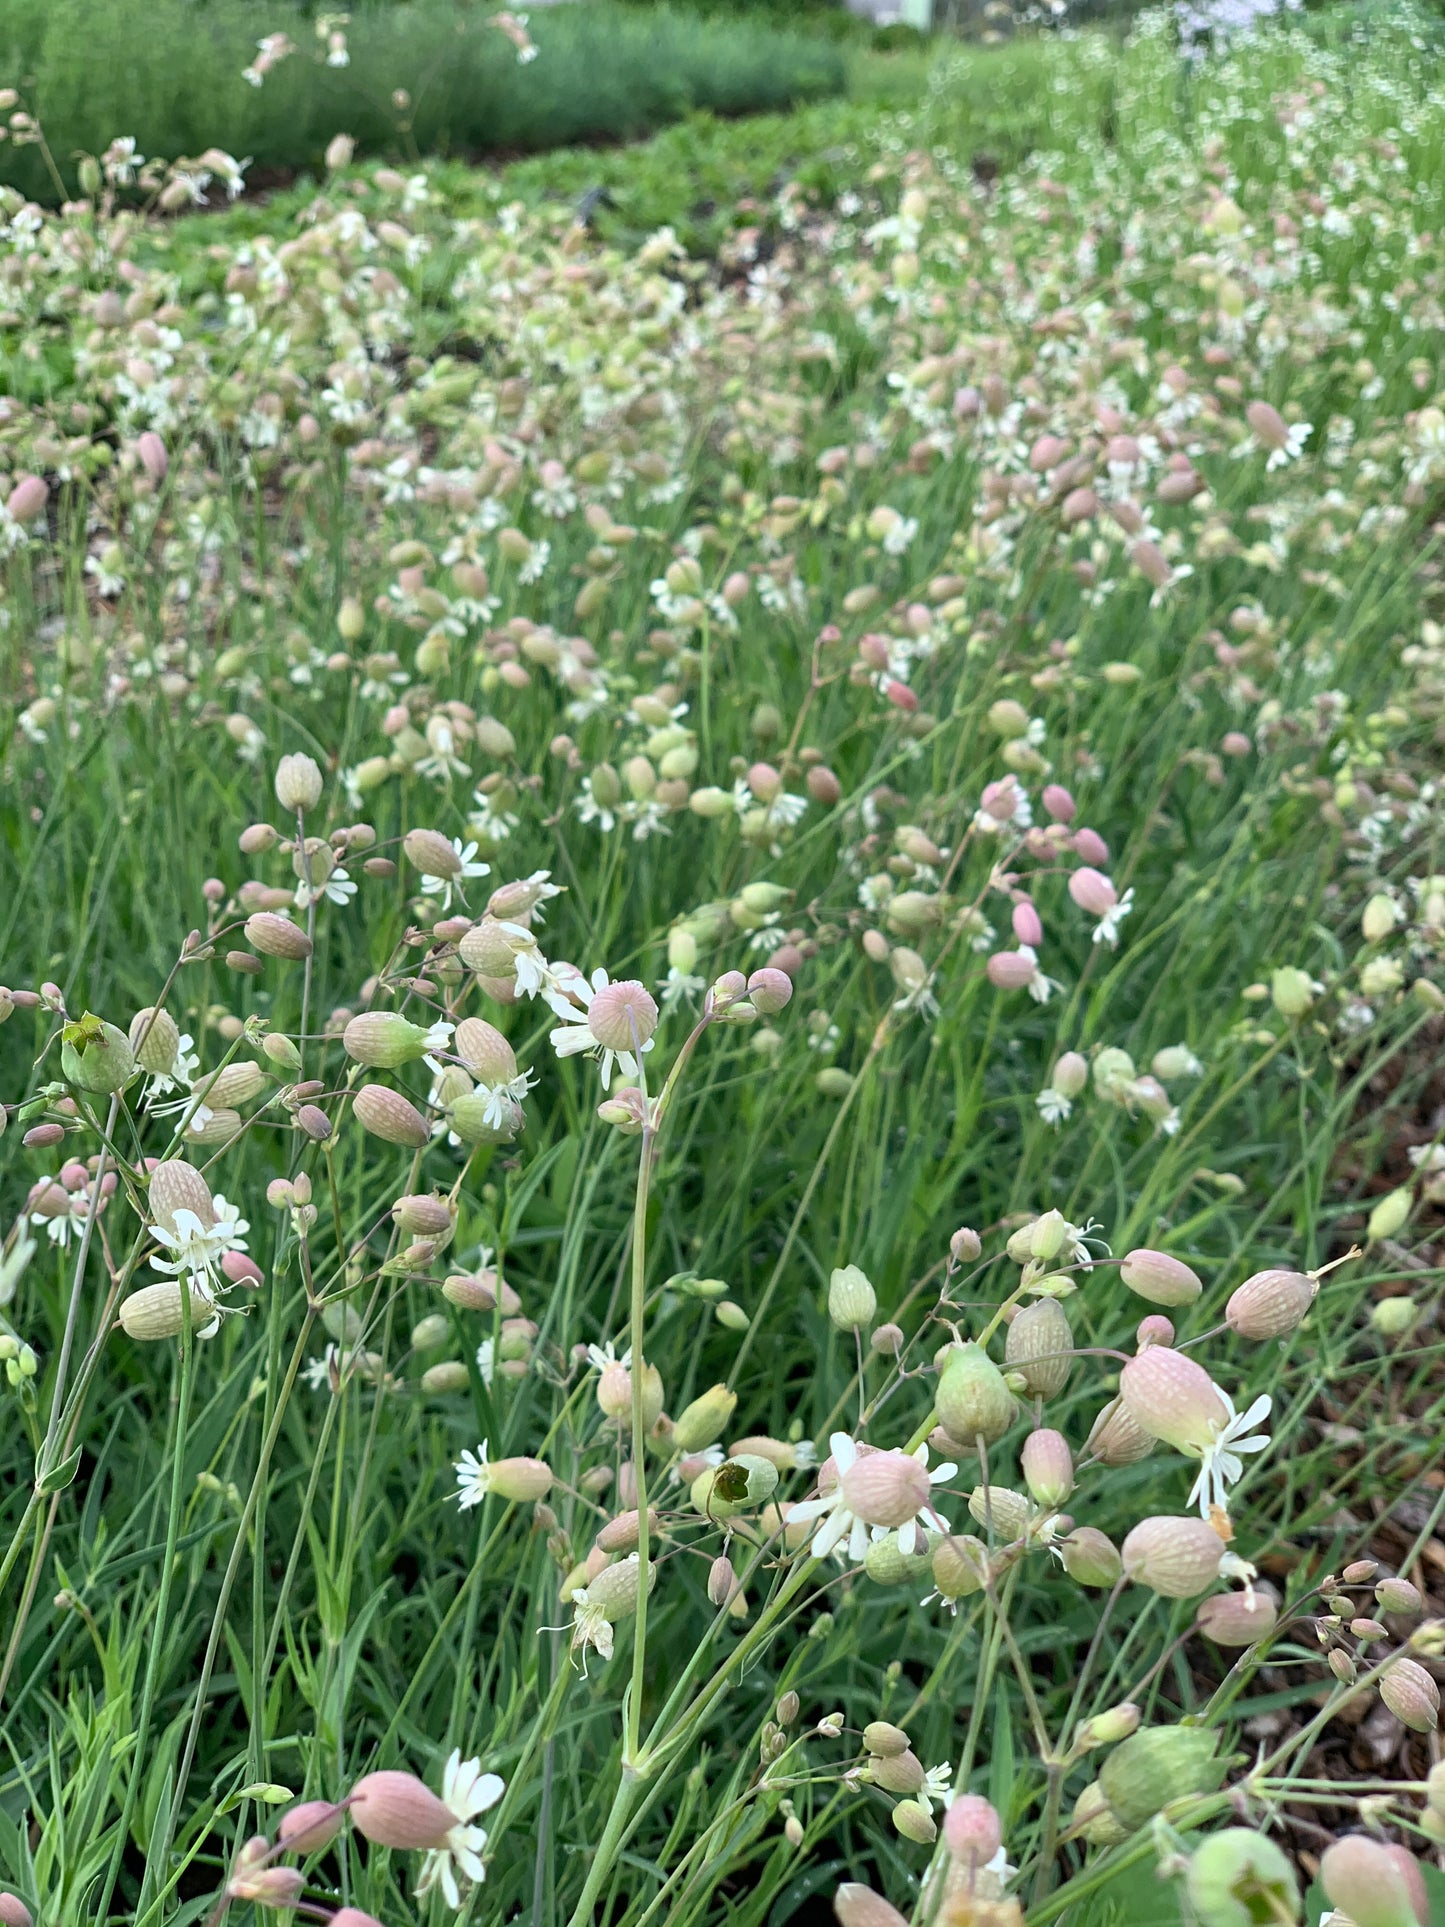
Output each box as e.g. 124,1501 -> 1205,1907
569,1582 -> 616,1668
454,1439 -> 495,1509
586,1341 -> 630,1373
1092,887 -> 1134,947
918,1762 -> 952,1815
470,797 -> 520,842
416,1749 -> 504,1910
477,1067 -> 537,1130
476,1339 -> 495,1387
143,1030 -> 200,1101
1036,1086 -> 1072,1126
762,792 -> 808,831
1187,1390 -> 1272,1518
421,839 -> 490,910
296,865 -> 357,910
659,965 -> 705,1011
787,1434 -> 954,1564
149,1206 -> 240,1288
1265,422 -> 1311,470
547,967 -> 656,1091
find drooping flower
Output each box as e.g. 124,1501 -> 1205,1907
414,1750 -> 505,1910
548,970 -> 658,1090
788,1434 -> 954,1563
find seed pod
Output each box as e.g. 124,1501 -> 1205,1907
1379,1656 -> 1440,1733
1320,1834 -> 1429,1927
1120,1249 -> 1202,1308
1085,1395 -> 1154,1467
403,828 -> 462,878
673,1383 -> 737,1454
1195,1590 -> 1277,1647
344,1012 -> 437,1068
870,1749 -> 924,1795
129,1007 -> 182,1075
353,1085 -> 430,1147
1059,1526 -> 1123,1588
936,1342 -> 1015,1445
1186,1827 -> 1299,1927
691,1454 -> 777,1521
1123,1517 -> 1226,1598
148,1159 -> 215,1234
277,1799 -> 344,1854
890,1799 -> 935,1844
931,1533 -> 990,1599
1072,1780 -> 1127,1847
1021,1428 -> 1074,1507
60,1016 -> 137,1093
391,1193 -> 454,1237
348,1770 -> 454,1849
828,1263 -> 876,1331
1226,1268 -> 1316,1339
1098,1725 -> 1221,1831
832,1883 -> 909,1927
967,1485 -> 1031,1541
119,1280 -> 218,1342
1119,1348 -> 1229,1453
863,1530 -> 935,1587
246,912 -> 313,960
1004,1299 -> 1073,1399
453,1017 -> 517,1081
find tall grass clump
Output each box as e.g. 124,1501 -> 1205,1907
1,8 -> 1444,1927
0,0 -> 844,202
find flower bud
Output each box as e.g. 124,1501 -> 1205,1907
1320,1835 -> 1429,1927
1368,1187 -> 1413,1243
1186,1827 -> 1299,1927
708,1554 -> 739,1607
129,1007 -> 182,1076
348,1769 -> 454,1849
672,1383 -> 737,1454
949,1226 -> 981,1263
403,828 -> 462,878
275,753 -> 323,812
1224,1267 -> 1316,1339
1195,1589 -> 1277,1647
891,1799 -> 935,1844
1379,1656 -> 1440,1732
246,912 -> 313,960
1270,966 -> 1316,1018
344,1012 -> 439,1068
1120,1249 -> 1202,1308
277,1799 -> 344,1854
0,1899 -> 32,1927
870,1749 -> 925,1795
1376,1576 -> 1422,1616
1021,1428 -> 1073,1507
148,1159 -> 215,1233
60,1016 -> 136,1093
6,475 -> 47,525
1077,1702 -> 1140,1748
1122,1516 -> 1225,1598
391,1194 -> 454,1239
942,1793 -> 1001,1866
1004,1298 -> 1072,1399
353,1085 -> 430,1147
748,967 -> 792,1015
968,1485 -> 1031,1539
833,1883 -> 909,1927
119,1280 -> 218,1342
1119,1348 -> 1229,1453
1098,1725 -> 1221,1830
863,1722 -> 910,1757
1372,1296 -> 1418,1337
936,1342 -> 1015,1445
589,981 -> 659,1052
828,1263 -> 876,1331
931,1533 -> 989,1599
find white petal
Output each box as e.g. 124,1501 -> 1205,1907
829,1432 -> 857,1471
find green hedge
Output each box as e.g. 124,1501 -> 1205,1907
0,0 -> 846,201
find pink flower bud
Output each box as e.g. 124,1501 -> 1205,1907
942,1792 -> 1002,1866
1320,1834 -> 1429,1927
1060,485 -> 1099,526
1222,731 -> 1251,757
747,761 -> 781,802
1021,1428 -> 1073,1507
1085,1395 -> 1154,1467
833,1884 -> 909,1927
985,949 -> 1036,990
1011,899 -> 1044,947
331,1911 -> 389,1927
352,1085 -> 430,1148
6,474 -> 48,525
1130,538 -> 1173,589
1042,784 -> 1075,823
1225,1268 -> 1316,1339
1120,1249 -> 1202,1308
1068,867 -> 1117,917
1379,1656 -> 1440,1732
1195,1589 -> 1277,1647
1122,1516 -> 1225,1597
1135,1315 -> 1175,1349
22,1123 -> 65,1148
1072,827 -> 1109,865
221,1250 -> 264,1288
949,1226 -> 981,1263
839,1450 -> 931,1529
980,777 -> 1020,823
1059,1526 -> 1123,1587
277,1799 -> 344,1854
0,1896 -> 34,1927
1156,468 -> 1201,504
1052,1051 -> 1088,1098
807,765 -> 841,806
1245,400 -> 1289,451
245,912 -> 313,960
747,968 -> 793,1014
136,431 -> 169,481
883,679 -> 917,712
1119,1348 -> 1229,1454
589,980 -> 659,1051
348,1769 -> 455,1849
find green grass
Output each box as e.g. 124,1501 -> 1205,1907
0,0 -> 845,203
1,9 -> 1445,1927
